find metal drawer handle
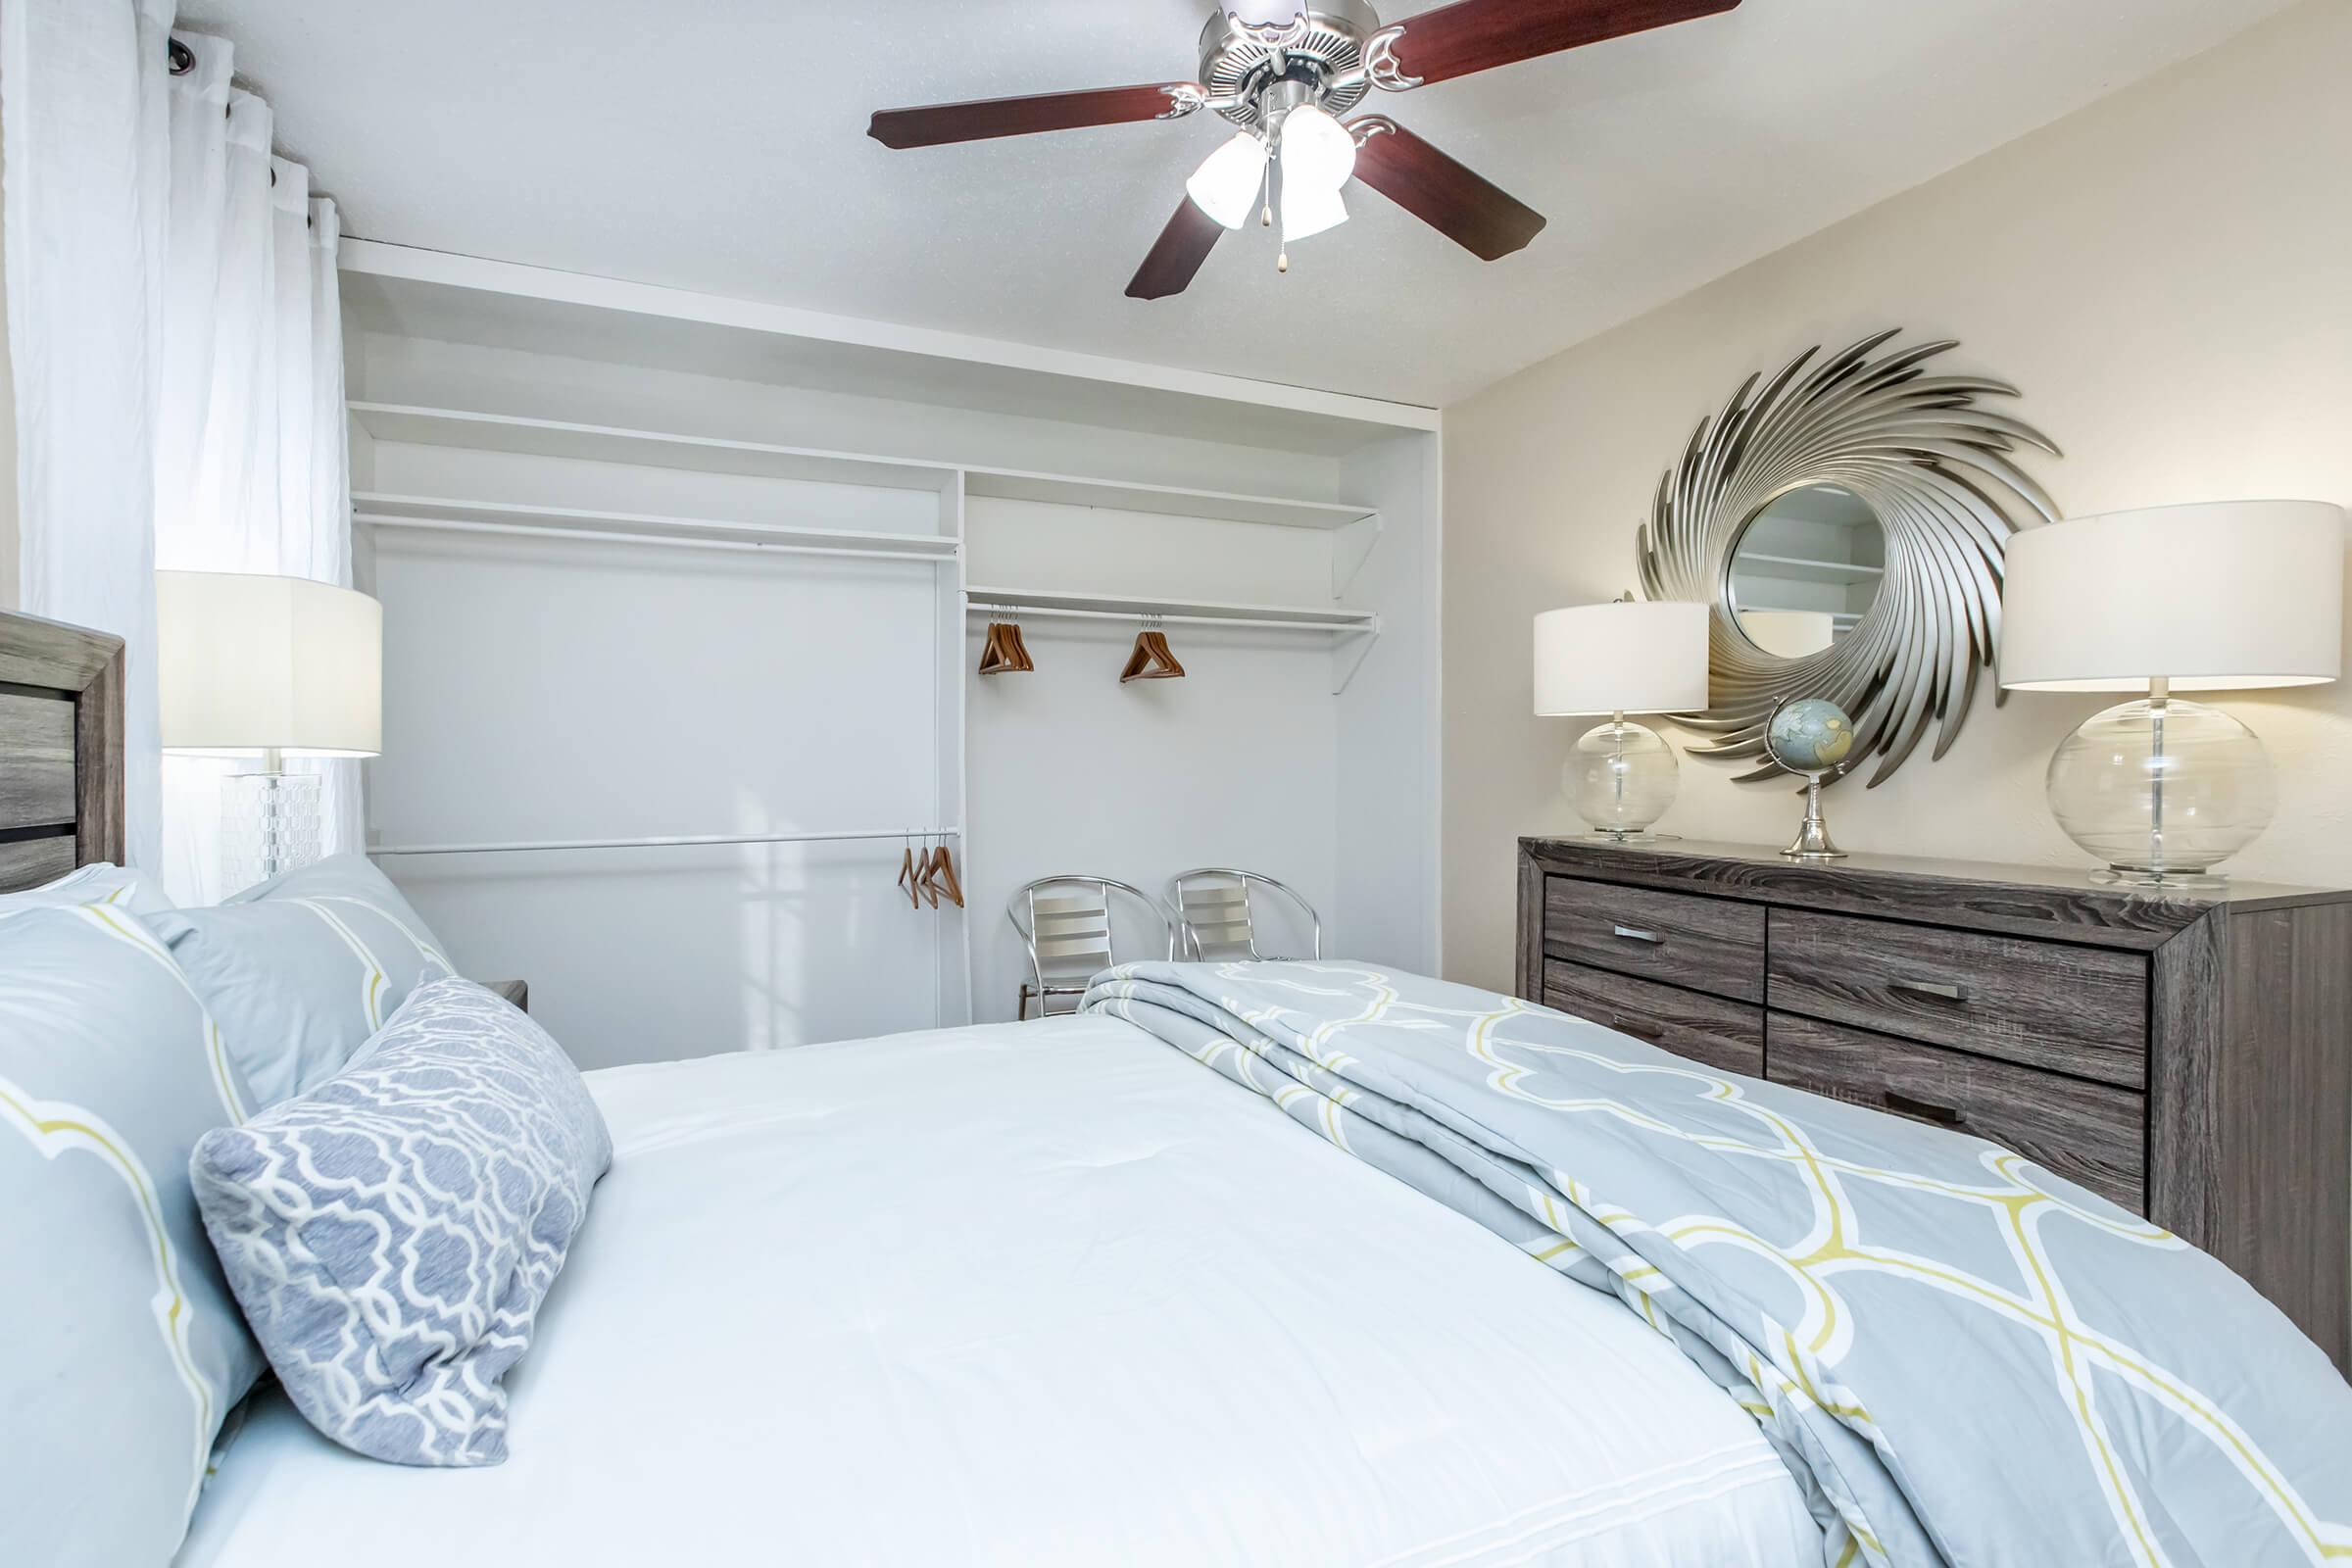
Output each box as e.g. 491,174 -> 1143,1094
1890,979 -> 1970,1003
1611,924 -> 1663,945
1884,1089 -> 1965,1127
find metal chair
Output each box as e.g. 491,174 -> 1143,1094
1007,876 -> 1177,1019
1167,868 -> 1322,961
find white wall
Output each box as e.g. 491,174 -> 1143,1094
352,323 -> 1437,1057
0,117 -> 17,612
1441,0 -> 2352,990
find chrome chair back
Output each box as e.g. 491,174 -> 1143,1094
1167,868 -> 1321,961
1007,875 -> 1176,1019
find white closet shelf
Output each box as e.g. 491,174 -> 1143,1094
961,468 -> 1373,531
348,403 -> 1372,532
350,403 -> 960,495
1732,554 -> 1886,585
353,493 -> 956,559
370,825 -> 960,858
965,586 -> 1377,632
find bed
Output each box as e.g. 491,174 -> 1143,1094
6,605 -> 2347,1568
178,1016 -> 1824,1567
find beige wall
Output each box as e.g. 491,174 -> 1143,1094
1442,0 -> 2352,990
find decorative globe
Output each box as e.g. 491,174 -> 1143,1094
1766,698 -> 1855,776
2044,697 -> 2276,878
1563,719 -> 1679,838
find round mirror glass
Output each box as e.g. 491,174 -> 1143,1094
1728,484 -> 1885,659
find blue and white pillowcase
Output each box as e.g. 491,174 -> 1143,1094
0,860 -> 169,918
192,978 -> 612,1468
0,906 -> 263,1567
142,854 -> 456,1107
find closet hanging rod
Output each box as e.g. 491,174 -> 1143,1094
963,603 -> 1375,634
356,514 -> 957,564
370,826 -> 961,858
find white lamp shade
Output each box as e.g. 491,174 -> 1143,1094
158,570 -> 383,757
2001,501 -> 2345,693
1534,601 -> 1710,716
1737,609 -> 1837,660
1186,132 -> 1268,229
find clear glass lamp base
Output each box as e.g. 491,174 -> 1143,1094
1563,716 -> 1679,840
222,770 -> 323,891
2044,692 -> 2276,887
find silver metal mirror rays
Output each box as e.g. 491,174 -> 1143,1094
1635,330 -> 2061,786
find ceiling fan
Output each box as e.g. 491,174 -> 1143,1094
868,0 -> 1742,300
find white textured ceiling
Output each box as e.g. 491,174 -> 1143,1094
179,0 -> 2294,407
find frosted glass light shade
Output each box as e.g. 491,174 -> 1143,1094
1278,104 -> 1356,192
2002,501 -> 2345,693
1281,179 -> 1348,243
1738,609 -> 1836,660
1186,132 -> 1268,229
157,570 -> 382,758
1533,602 -> 1710,716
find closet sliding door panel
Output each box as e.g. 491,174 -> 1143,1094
368,530 -> 950,1068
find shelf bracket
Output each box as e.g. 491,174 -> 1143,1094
1331,514 -> 1382,599
1331,620 -> 1381,696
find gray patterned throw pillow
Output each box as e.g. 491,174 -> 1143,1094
190,978 -> 612,1467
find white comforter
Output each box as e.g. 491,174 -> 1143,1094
179,1016 -> 1820,1567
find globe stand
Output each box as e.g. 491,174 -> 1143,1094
1782,772 -> 1846,860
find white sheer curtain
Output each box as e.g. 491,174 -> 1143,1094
152,29 -> 356,905
4,1 -> 356,901
2,0 -> 174,873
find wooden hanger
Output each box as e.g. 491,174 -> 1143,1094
1119,615 -> 1185,683
978,612 -> 1035,674
897,835 -> 922,909
932,841 -> 965,908
914,834 -> 944,909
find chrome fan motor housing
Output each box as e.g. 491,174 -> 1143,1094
1199,0 -> 1386,129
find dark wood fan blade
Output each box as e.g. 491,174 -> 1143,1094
1349,119 -> 1545,261
1383,0 -> 1740,88
1125,200 -> 1225,300
869,83 -> 1203,149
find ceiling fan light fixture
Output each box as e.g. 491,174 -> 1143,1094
1277,103 -> 1356,193
1185,131 -> 1269,229
1281,179 -> 1348,244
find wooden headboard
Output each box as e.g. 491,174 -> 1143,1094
0,609 -> 126,893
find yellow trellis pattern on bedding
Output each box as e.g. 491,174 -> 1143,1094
1087,960 -> 2352,1568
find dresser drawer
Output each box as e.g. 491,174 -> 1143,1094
1766,1013 -> 2146,1212
1543,877 -> 1765,1004
1767,908 -> 2147,1089
1542,959 -> 1764,1078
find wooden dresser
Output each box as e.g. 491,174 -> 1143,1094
1515,837 -> 2352,1374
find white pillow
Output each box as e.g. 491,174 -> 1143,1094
0,861 -> 169,919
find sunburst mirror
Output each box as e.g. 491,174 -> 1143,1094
1636,330 -> 2061,786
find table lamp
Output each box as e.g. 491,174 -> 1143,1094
2000,501 -> 2344,884
1534,600 -> 1710,841
158,570 -> 383,884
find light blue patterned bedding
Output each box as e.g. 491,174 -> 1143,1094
144,855 -> 456,1107
1084,960 -> 2352,1568
0,905 -> 262,1567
